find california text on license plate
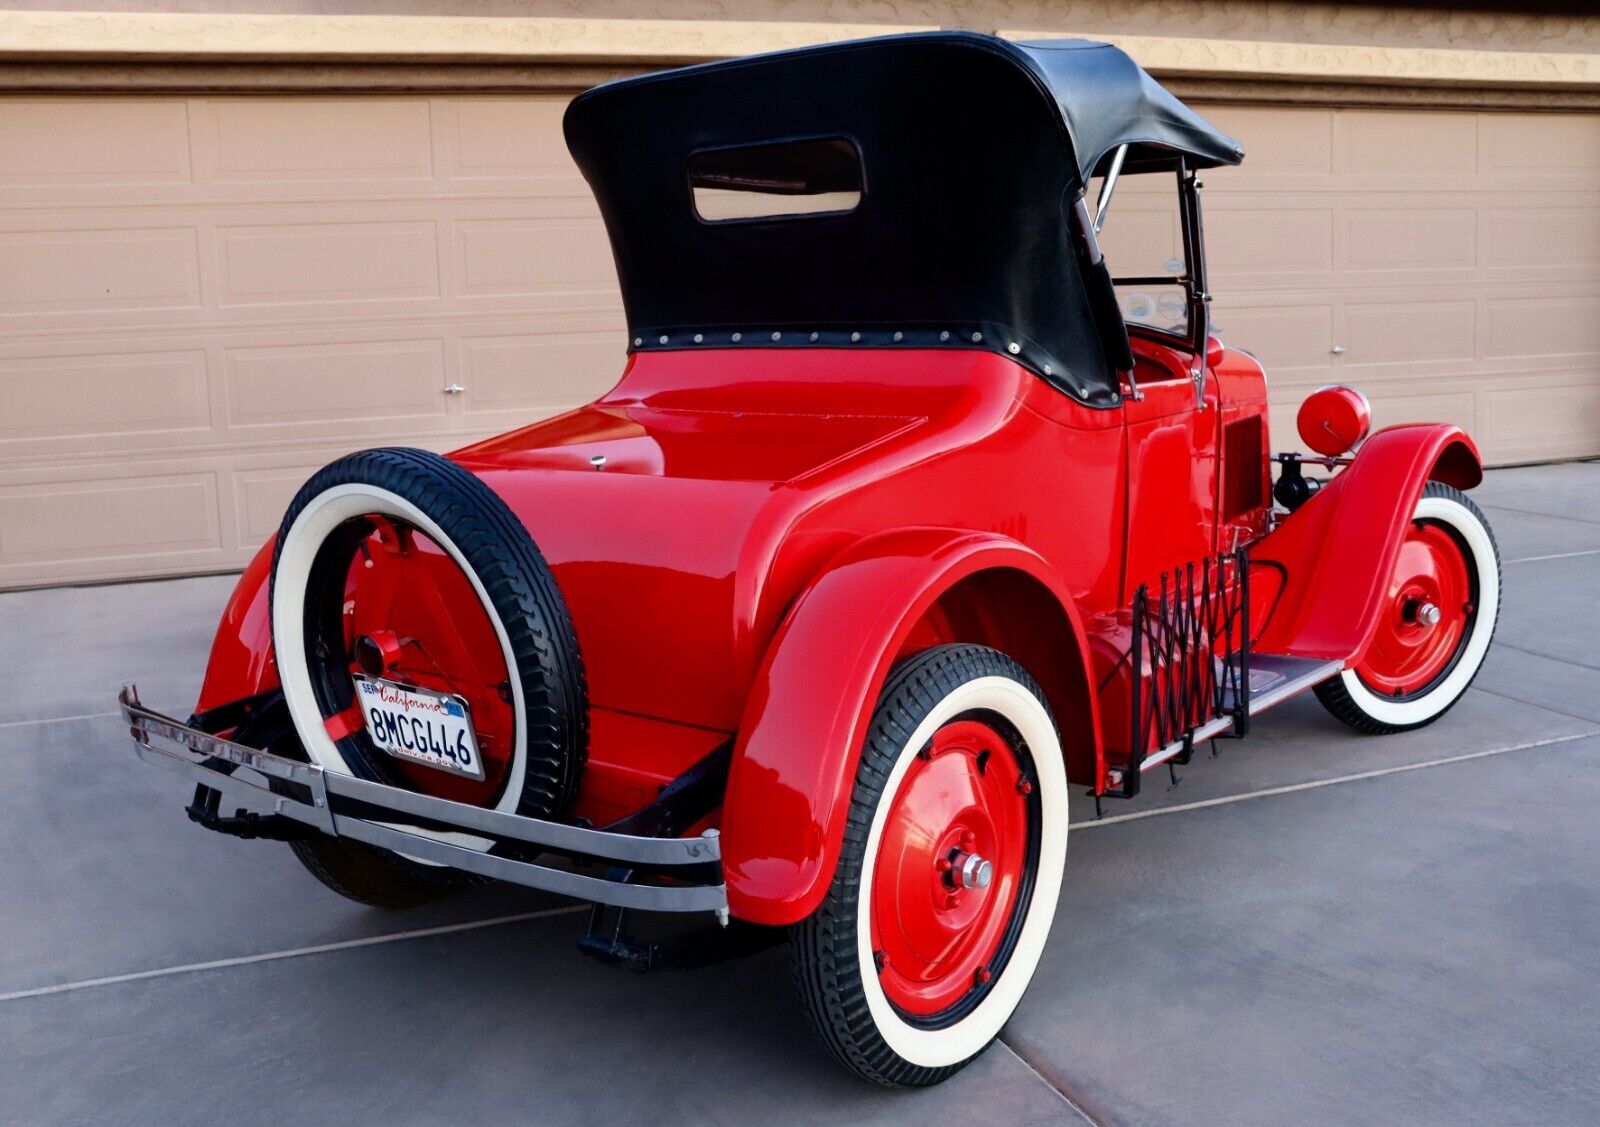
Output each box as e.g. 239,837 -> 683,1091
354,676 -> 486,780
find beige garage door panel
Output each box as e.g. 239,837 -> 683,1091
0,437 -> 468,588
1198,104 -> 1600,465
0,99 -> 193,191
0,94 -> 625,588
3,94 -> 1598,588
0,472 -> 221,567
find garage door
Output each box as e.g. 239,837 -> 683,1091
1195,104 -> 1600,466
0,94 -> 624,589
3,97 -> 1598,588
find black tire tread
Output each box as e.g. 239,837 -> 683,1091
270,446 -> 588,905
788,644 -> 1051,1088
1315,481 -> 1500,735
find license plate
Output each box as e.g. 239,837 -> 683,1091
354,676 -> 485,781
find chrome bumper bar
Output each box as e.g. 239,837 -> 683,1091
118,685 -> 728,918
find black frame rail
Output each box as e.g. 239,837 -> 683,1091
119,685 -> 728,919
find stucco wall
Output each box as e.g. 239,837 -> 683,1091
2,5 -> 1596,111
3,1 -> 1597,55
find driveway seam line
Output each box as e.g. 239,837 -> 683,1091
0,710 -> 121,730
996,1038 -> 1102,1125
1076,731 -> 1593,830
1504,548 -> 1600,565
1492,640 -> 1600,673
1479,501 -> 1600,528
0,904 -> 586,1005
1472,683 -> 1600,726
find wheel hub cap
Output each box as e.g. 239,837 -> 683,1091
871,719 -> 1031,1016
1356,520 -> 1475,698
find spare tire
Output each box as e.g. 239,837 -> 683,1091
269,447 -> 587,830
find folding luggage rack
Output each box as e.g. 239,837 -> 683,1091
1099,551 -> 1341,807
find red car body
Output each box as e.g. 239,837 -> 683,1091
194,332 -> 1481,925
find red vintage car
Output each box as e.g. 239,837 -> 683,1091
121,32 -> 1500,1087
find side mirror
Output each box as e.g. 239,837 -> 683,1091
1205,335 -> 1226,369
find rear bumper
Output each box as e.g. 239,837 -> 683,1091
118,685 -> 728,918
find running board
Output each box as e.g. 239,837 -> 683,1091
1228,654 -> 1344,717
1113,654 -> 1343,782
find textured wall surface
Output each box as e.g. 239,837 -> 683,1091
2,2 -> 1597,54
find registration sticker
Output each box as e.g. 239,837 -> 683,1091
354,676 -> 485,781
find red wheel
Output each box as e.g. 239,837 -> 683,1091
871,719 -> 1031,1017
1354,520 -> 1473,699
1317,483 -> 1500,734
334,516 -> 518,807
790,645 -> 1068,1087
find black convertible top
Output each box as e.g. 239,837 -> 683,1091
1012,38 -> 1244,180
565,31 -> 1242,405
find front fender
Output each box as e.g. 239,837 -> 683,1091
1253,424 -> 1482,662
719,528 -> 1094,927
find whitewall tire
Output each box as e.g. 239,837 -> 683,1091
789,644 -> 1069,1086
1316,482 -> 1500,734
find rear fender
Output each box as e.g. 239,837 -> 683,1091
1252,424 -> 1482,662
194,539 -> 280,713
720,529 -> 1098,926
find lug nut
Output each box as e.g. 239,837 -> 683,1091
1417,602 -> 1441,627
959,853 -> 993,890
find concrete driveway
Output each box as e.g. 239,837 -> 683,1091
2,462 -> 1597,1126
